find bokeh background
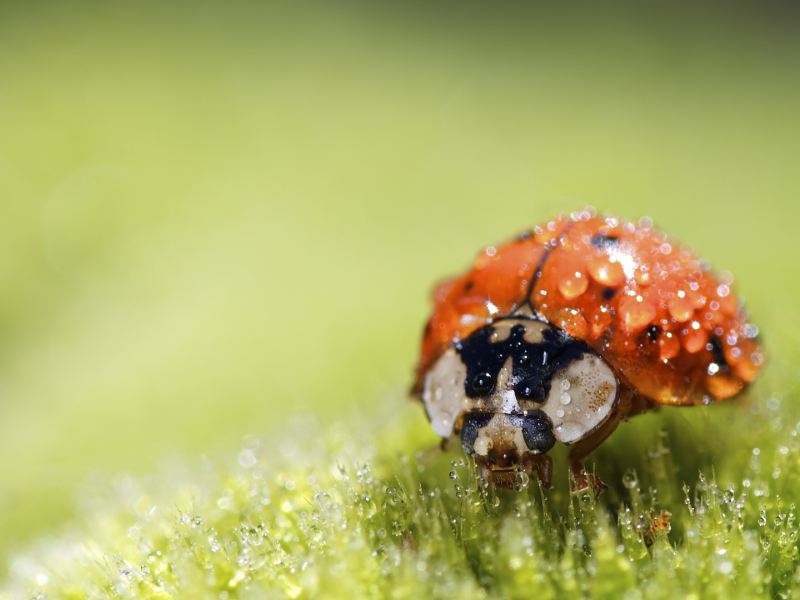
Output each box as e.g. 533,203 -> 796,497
1,0 -> 799,572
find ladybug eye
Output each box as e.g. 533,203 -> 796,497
472,372 -> 494,395
521,413 -> 556,453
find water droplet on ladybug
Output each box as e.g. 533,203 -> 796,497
472,372 -> 494,395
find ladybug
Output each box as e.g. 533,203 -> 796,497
412,211 -> 763,493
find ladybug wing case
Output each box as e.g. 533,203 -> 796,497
414,215 -> 763,408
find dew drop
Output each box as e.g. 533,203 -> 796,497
622,471 -> 638,489
556,409 -> 565,418
560,380 -> 571,391
560,393 -> 571,405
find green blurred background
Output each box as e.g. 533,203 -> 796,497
1,0 -> 799,570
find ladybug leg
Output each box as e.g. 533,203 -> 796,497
568,387 -> 635,495
530,454 -> 553,489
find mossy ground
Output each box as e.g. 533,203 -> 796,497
5,358 -> 800,600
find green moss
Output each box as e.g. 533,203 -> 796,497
4,365 -> 800,600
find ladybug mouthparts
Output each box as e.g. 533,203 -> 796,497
460,411 -> 556,486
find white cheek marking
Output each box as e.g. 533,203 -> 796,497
538,354 -> 618,445
473,433 -> 493,456
422,349 -> 471,438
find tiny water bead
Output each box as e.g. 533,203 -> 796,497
622,471 -> 639,489
559,392 -> 572,405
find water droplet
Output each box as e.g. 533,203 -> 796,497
560,393 -> 571,405
556,409 -> 565,418
449,470 -> 457,480
238,450 -> 257,468
622,471 -> 638,489
560,379 -> 571,391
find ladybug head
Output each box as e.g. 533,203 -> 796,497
420,317 -> 620,485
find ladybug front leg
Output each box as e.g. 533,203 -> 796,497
567,387 -> 635,495
530,453 -> 553,489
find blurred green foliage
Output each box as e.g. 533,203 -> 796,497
0,0 -> 799,575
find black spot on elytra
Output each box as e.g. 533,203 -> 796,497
592,234 -> 619,250
457,320 -> 593,402
464,280 -> 474,293
646,325 -> 661,343
460,413 -> 493,455
602,287 -> 618,301
709,336 -> 730,373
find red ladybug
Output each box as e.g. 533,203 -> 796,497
412,211 -> 763,493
